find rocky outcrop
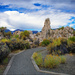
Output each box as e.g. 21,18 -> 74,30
29,18 -> 74,43
41,18 -> 51,39
50,26 -> 73,38
13,30 -> 21,36
0,32 -> 4,39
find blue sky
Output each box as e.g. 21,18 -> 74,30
0,0 -> 75,31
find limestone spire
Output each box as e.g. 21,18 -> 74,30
41,18 -> 51,39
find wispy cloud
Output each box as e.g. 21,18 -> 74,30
0,0 -> 75,31
0,8 -> 75,31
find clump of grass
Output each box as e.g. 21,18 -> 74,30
60,55 -> 66,64
3,58 -> 8,64
12,50 -> 22,53
41,39 -> 50,46
32,52 -> 43,67
44,55 -> 61,68
1,38 -> 9,43
32,52 -> 38,59
68,36 -> 75,42
0,65 -> 5,74
35,54 -> 43,67
32,52 -> 66,69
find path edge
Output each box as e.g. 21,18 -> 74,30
31,51 -> 70,75
3,50 -> 25,75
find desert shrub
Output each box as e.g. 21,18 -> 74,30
0,27 -> 6,35
1,38 -> 9,43
31,44 -> 37,48
20,31 -> 30,40
67,37 -> 75,53
58,26 -> 64,30
68,36 -> 75,42
67,41 -> 75,53
60,55 -> 66,64
48,37 -> 53,43
24,41 -> 31,49
41,39 -> 50,46
39,42 -> 42,46
32,52 -> 38,59
47,38 -> 61,54
67,39 -> 73,46
13,34 -> 19,38
32,52 -> 43,67
47,37 -> 70,54
47,43 -> 55,53
53,38 -> 61,46
34,39 -> 39,46
3,58 -> 8,64
4,31 -> 12,38
44,55 -> 61,68
60,37 -> 67,44
6,38 -> 30,51
73,30 -> 75,36
0,43 -> 10,62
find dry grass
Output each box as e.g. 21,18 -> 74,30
11,50 -> 23,53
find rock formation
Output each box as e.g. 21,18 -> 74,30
13,30 -> 21,36
0,32 -> 4,39
50,26 -> 73,38
41,18 -> 51,39
29,18 -> 74,43
39,18 -> 73,42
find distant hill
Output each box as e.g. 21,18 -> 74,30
4,29 -> 38,34
4,29 -> 10,33
12,29 -> 24,33
32,31 -> 38,34
4,28 -> 75,34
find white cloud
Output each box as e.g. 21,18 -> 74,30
10,29 -> 16,31
0,0 -> 75,12
0,8 -> 75,31
69,24 -> 75,27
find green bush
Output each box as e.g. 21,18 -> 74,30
47,43 -> 55,53
68,36 -> 75,42
67,36 -> 75,53
47,38 -> 61,54
73,30 -> 75,36
60,55 -> 66,64
3,58 -> 8,64
32,52 -> 38,59
4,31 -> 12,38
20,31 -> 30,40
0,27 -> 6,35
58,26 -> 64,30
48,37 -> 53,43
6,38 -> 30,51
33,53 -> 66,69
1,38 -> 10,43
33,52 -> 43,67
0,43 -> 10,62
53,38 -> 61,46
13,34 -> 19,38
41,39 -> 50,46
44,55 -> 61,68
60,37 -> 67,44
67,41 -> 75,53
